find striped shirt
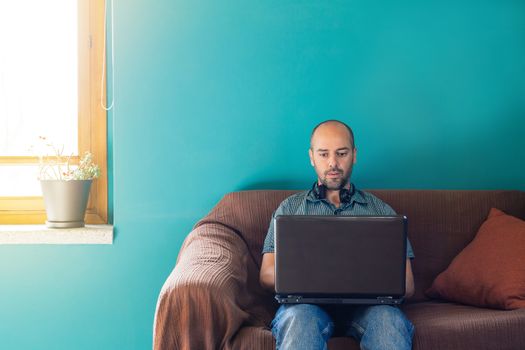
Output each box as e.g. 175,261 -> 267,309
262,183 -> 415,258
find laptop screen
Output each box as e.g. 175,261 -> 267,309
275,215 -> 407,300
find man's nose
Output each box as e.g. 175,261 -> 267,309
328,154 -> 338,168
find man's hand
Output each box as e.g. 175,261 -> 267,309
405,259 -> 415,299
259,253 -> 275,292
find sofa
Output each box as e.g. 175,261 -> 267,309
153,189 -> 525,350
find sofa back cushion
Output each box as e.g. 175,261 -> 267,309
197,189 -> 525,302
370,190 -> 525,301
196,190 -> 297,265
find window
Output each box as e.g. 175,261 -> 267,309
0,0 -> 108,224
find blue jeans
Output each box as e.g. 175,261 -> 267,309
271,304 -> 414,350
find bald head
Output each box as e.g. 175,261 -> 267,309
310,120 -> 355,150
308,119 -> 357,193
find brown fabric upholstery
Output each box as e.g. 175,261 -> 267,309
367,190 -> 525,302
153,223 -> 275,350
153,189 -> 525,350
403,301 -> 525,350
225,300 -> 525,350
196,190 -> 298,268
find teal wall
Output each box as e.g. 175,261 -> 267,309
1,1 -> 524,349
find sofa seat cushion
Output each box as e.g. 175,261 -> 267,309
230,301 -> 525,350
403,301 -> 525,350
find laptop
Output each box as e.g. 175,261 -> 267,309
274,215 -> 407,305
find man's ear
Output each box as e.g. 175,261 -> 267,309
308,148 -> 315,166
352,147 -> 357,164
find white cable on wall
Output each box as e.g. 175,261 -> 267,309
101,0 -> 114,111
101,0 -> 115,223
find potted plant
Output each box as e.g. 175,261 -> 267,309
34,137 -> 101,228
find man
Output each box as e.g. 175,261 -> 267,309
259,120 -> 415,350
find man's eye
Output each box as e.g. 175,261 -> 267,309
337,152 -> 348,157
319,153 -> 328,157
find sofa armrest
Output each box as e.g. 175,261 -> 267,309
153,223 -> 255,350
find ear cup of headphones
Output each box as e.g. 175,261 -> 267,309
312,182 -> 324,199
318,183 -> 327,199
339,187 -> 351,203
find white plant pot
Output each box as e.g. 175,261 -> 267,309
40,180 -> 92,228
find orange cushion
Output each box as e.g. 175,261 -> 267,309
426,208 -> 525,310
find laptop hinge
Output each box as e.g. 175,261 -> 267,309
274,295 -> 303,303
376,296 -> 394,303
286,295 -> 302,302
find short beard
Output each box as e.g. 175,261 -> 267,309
321,176 -> 348,191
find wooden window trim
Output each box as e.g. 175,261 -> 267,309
0,0 -> 108,225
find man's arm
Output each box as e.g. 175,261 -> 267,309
405,258 -> 415,299
379,202 -> 415,299
259,253 -> 275,292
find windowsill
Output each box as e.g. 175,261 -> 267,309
0,224 -> 113,244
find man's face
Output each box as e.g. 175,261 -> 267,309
308,123 -> 357,190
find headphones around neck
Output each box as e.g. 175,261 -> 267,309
312,181 -> 353,203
